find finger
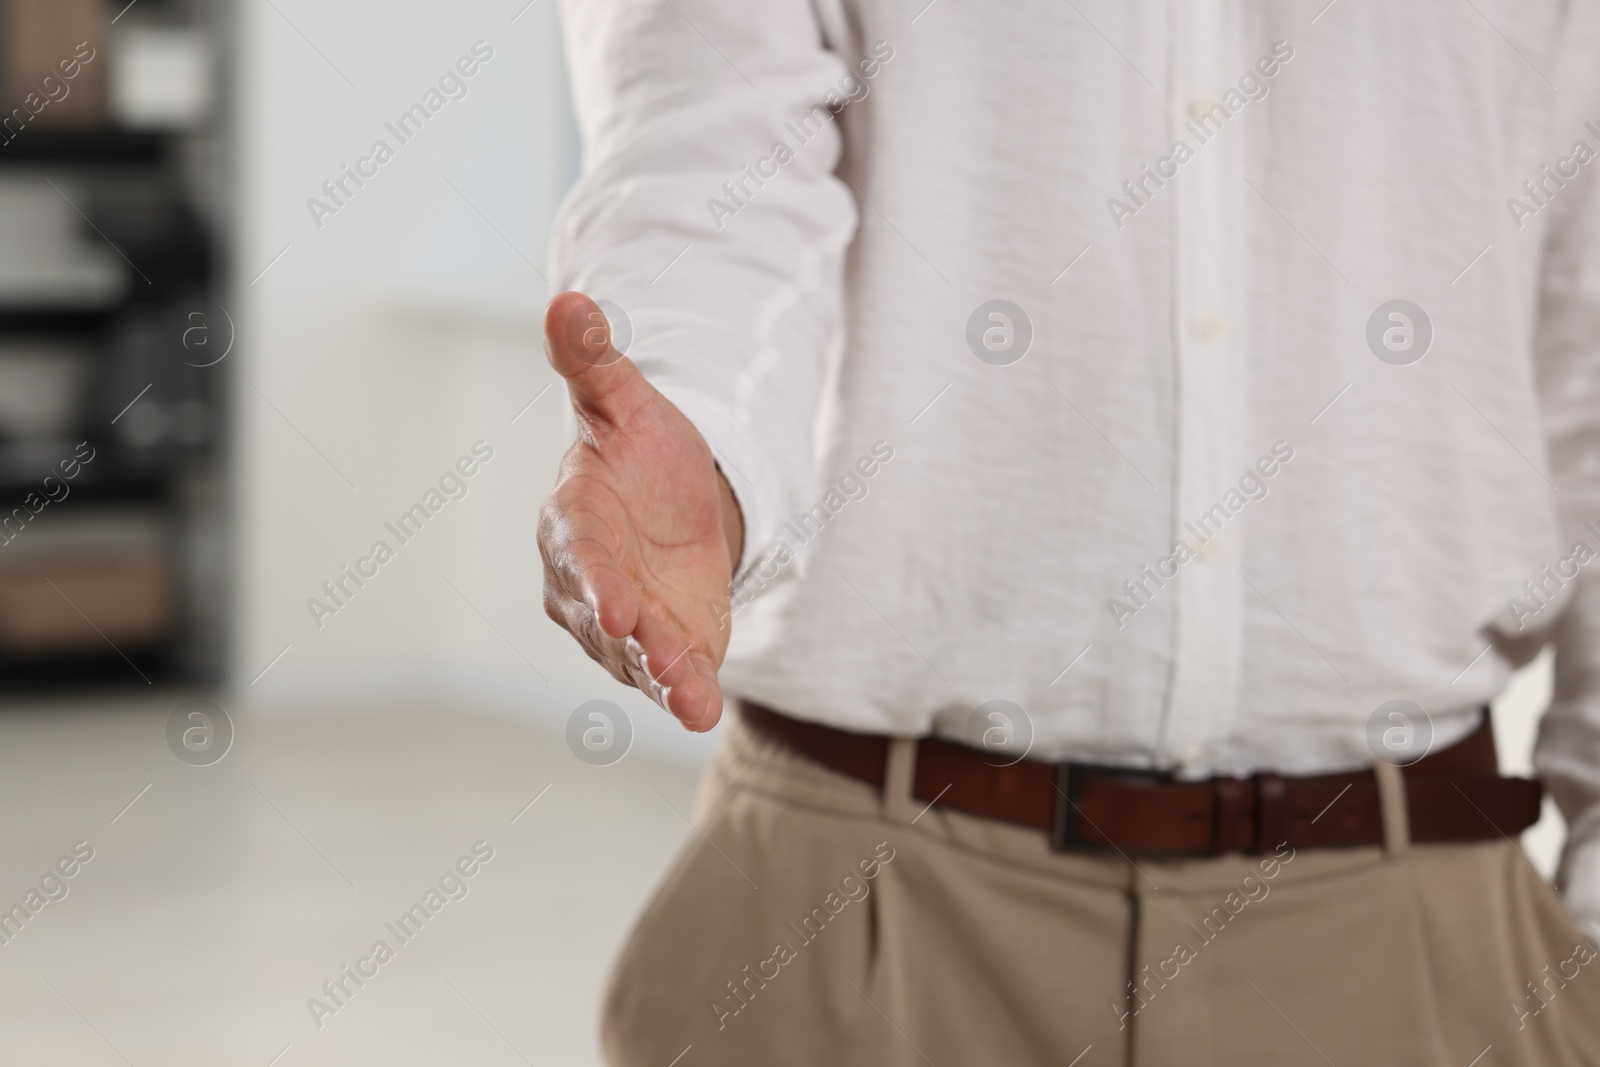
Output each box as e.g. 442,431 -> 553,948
544,589 -> 637,687
539,497 -> 639,639
544,291 -> 653,427
548,588 -> 723,730
627,611 -> 718,726
562,537 -> 637,640
624,648 -> 720,731
628,592 -> 729,729
539,474 -> 726,729
630,610 -> 700,692
542,581 -> 685,706
674,657 -> 724,732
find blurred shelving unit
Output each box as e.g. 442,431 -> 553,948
0,0 -> 230,688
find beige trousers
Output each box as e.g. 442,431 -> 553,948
602,713 -> 1600,1066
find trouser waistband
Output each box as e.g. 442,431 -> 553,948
737,701 -> 1543,855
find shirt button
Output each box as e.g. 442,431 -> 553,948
1180,744 -> 1205,768
1195,537 -> 1220,561
1187,96 -> 1216,120
1193,316 -> 1225,341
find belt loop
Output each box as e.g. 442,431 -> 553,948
1373,760 -> 1411,858
882,737 -> 920,824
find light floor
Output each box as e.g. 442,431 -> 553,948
0,694 -> 704,1067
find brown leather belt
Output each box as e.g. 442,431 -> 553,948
739,701 -> 1544,855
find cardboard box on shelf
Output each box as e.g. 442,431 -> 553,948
0,506 -> 173,653
2,0 -> 109,130
0,558 -> 172,653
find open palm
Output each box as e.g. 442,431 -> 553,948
538,292 -> 742,731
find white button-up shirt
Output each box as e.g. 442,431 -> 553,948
551,0 -> 1600,922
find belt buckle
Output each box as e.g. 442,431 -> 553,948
1051,760 -> 1170,852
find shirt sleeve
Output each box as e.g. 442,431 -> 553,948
1530,7 -> 1600,932
549,0 -> 858,575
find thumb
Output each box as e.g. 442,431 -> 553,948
545,291 -> 650,425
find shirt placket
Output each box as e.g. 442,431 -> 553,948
1160,0 -> 1246,774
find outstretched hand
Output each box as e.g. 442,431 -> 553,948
538,292 -> 743,732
